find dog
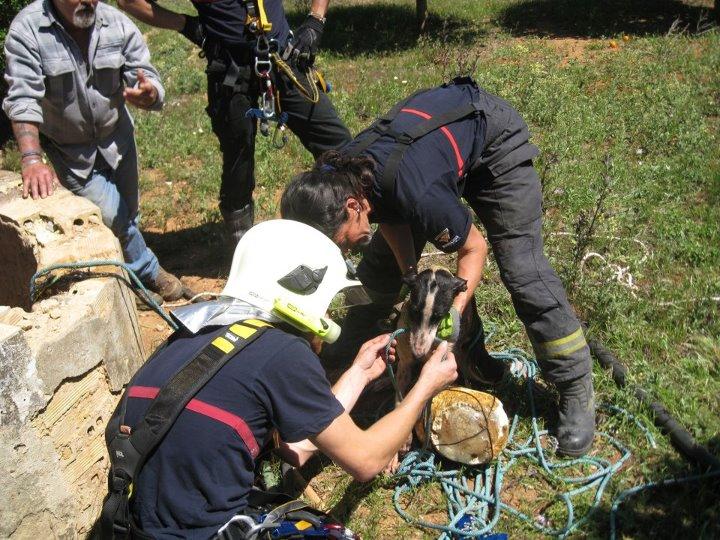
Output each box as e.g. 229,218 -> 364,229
382,267 -> 506,472
393,267 -> 506,400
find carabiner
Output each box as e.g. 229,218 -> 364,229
254,57 -> 272,77
272,124 -> 288,149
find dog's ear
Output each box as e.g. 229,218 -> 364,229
402,271 -> 418,286
452,276 -> 468,294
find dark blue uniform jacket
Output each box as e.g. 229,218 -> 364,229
343,83 -> 485,253
192,0 -> 290,47
124,326 -> 343,539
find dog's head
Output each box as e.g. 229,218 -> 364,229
402,267 -> 467,360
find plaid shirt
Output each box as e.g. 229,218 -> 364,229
2,0 -> 165,179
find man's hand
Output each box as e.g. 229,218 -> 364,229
123,69 -> 158,109
352,333 -> 397,384
416,341 -> 458,397
22,161 -> 58,199
291,15 -> 324,69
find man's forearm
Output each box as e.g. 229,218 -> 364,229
309,0 -> 330,18
453,226 -> 487,313
117,0 -> 186,30
331,364 -> 370,412
12,122 -> 41,153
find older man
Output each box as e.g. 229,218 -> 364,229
3,0 -> 184,301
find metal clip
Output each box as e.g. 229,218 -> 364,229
254,57 -> 272,76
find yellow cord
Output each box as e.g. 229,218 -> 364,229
270,52 -> 320,104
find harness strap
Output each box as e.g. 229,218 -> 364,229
102,320 -> 271,539
343,87 -> 433,158
379,102 -> 482,195
344,80 -> 482,198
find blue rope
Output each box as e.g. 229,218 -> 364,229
386,319 -> 720,539
392,346 -> 637,538
30,260 -> 178,330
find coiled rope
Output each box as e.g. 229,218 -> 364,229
389,329 -> 717,538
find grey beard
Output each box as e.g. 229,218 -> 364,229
73,8 -> 95,28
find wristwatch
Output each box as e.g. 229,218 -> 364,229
308,10 -> 326,24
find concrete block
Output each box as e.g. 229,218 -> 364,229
0,169 -> 147,538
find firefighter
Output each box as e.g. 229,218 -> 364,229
117,0 -> 351,244
281,77 -> 595,458
102,219 -> 457,538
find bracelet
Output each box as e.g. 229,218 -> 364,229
308,10 -> 326,23
21,149 -> 42,159
21,157 -> 43,168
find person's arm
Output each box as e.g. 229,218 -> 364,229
452,225 -> 488,314
116,0 -> 186,30
309,0 -> 330,19
379,223 -> 417,276
11,121 -> 58,199
3,28 -> 58,199
311,341 -> 457,481
118,0 -> 203,47
278,334 -> 396,465
120,17 -> 165,110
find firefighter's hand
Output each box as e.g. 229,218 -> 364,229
21,161 -> 58,199
352,334 -> 396,384
291,15 -> 324,69
179,15 -> 204,47
124,69 -> 158,109
417,341 -> 458,398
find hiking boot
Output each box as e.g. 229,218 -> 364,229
555,372 -> 596,457
147,267 -> 184,302
222,203 -> 254,248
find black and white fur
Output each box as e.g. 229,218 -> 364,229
395,267 -> 505,401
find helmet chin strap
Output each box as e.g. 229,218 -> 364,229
272,297 -> 342,343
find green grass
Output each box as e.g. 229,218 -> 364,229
3,0 -> 719,536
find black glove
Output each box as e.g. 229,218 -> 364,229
179,15 -> 204,48
291,15 -> 325,69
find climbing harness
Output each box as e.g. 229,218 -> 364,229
101,319 -> 271,538
231,0 -> 329,149
344,77 -> 483,197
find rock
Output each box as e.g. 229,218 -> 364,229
416,386 -> 509,465
0,170 -> 146,538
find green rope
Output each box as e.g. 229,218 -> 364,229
30,260 -> 178,330
393,346 -> 635,538
389,329 -> 719,538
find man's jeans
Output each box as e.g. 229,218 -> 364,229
60,146 -> 160,284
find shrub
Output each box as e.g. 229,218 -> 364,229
1,0 -> 31,148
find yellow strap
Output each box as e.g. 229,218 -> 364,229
212,336 -> 235,353
255,0 -> 273,33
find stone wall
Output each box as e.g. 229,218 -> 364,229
0,171 -> 146,538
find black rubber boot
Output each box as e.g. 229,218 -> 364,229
555,372 -> 595,457
222,203 -> 254,247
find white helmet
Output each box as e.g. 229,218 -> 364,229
222,219 -> 362,342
